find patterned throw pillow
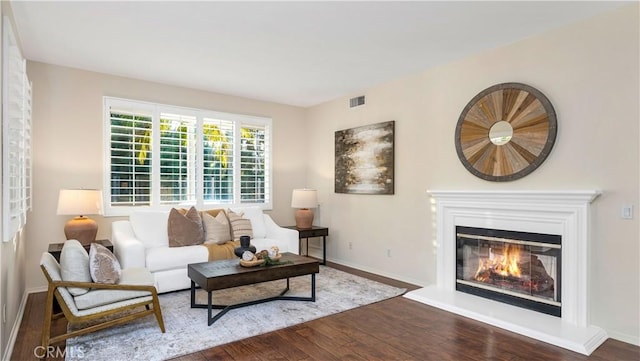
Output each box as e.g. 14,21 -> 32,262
89,242 -> 122,284
168,206 -> 204,247
203,211 -> 232,245
227,209 -> 253,241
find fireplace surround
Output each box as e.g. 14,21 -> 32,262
404,190 -> 607,355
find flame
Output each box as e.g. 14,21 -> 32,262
475,244 -> 523,280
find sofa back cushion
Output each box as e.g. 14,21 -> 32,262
229,206 -> 266,239
130,210 -> 170,248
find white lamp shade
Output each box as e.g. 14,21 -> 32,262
291,189 -> 318,209
57,189 -> 103,216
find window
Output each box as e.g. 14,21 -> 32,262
3,16 -> 32,242
104,97 -> 272,216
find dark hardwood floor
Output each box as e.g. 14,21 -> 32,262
11,261 -> 639,360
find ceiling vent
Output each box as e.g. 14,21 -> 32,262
349,95 -> 365,108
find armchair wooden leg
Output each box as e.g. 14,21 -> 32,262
41,285 -> 56,349
152,292 -> 166,333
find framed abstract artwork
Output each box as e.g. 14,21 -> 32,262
335,121 -> 394,195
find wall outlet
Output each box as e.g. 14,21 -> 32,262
622,205 -> 633,219
348,242 -> 353,250
387,249 -> 391,257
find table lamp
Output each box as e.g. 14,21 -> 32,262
291,189 -> 318,229
57,189 -> 103,244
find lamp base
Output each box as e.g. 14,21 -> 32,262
64,216 -> 98,244
295,209 -> 314,229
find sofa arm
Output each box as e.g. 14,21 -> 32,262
112,220 -> 146,269
263,214 -> 300,254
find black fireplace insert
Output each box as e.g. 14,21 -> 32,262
456,226 -> 561,317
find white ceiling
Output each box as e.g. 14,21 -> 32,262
10,1 -> 628,107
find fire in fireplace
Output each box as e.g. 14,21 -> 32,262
456,226 -> 562,317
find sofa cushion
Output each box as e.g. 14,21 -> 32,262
202,211 -> 231,245
168,207 -> 204,247
130,210 -> 170,248
251,237 -> 292,254
89,243 -> 122,284
59,240 -> 92,296
73,267 -> 154,310
227,210 -> 253,241
145,245 -> 208,273
230,206 -> 267,239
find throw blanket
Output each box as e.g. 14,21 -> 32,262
203,240 -> 240,261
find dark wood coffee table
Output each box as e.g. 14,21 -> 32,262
188,252 -> 320,325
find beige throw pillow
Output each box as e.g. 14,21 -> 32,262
203,211 -> 232,245
227,209 -> 253,241
168,206 -> 204,247
60,239 -> 92,296
89,243 -> 122,284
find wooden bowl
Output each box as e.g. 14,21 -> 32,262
238,253 -> 282,267
239,258 -> 265,267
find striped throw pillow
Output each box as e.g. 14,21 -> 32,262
203,211 -> 232,245
227,210 -> 253,241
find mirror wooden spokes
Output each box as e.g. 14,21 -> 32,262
455,83 -> 557,181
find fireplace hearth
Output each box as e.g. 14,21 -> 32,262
404,190 -> 606,355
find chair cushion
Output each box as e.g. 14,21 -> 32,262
227,210 -> 253,241
41,252 -> 79,313
89,243 -> 122,284
73,267 -> 154,310
203,211 -> 231,245
59,240 -> 91,296
168,207 -> 204,247
230,207 -> 266,239
145,245 -> 208,273
130,210 -> 170,248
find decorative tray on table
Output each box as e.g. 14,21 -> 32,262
239,248 -> 281,267
239,254 -> 281,267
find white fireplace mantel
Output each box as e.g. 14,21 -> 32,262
404,190 -> 607,355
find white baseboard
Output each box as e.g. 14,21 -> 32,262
606,330 -> 640,347
2,290 -> 29,361
326,256 -> 424,287
303,242 -> 423,287
27,286 -> 47,294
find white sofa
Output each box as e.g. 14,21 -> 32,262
111,207 -> 299,293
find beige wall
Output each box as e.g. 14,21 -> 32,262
24,63 -> 308,297
306,5 -> 639,344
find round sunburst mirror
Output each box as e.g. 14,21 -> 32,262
455,83 -> 557,182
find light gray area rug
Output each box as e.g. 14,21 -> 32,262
65,266 -> 405,360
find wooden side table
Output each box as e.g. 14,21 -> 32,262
284,226 -> 329,265
47,239 -> 113,262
